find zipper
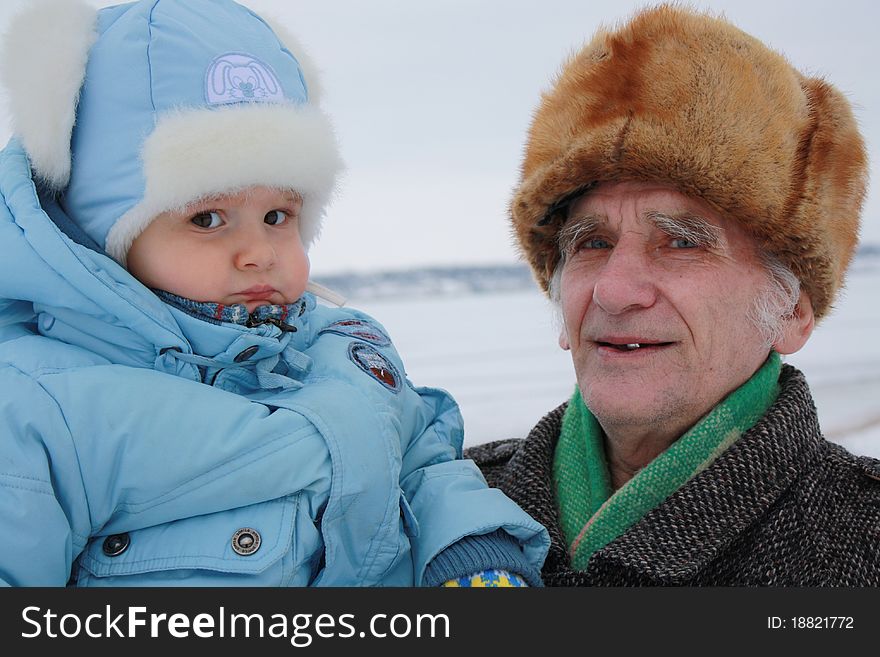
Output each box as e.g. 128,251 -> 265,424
246,316 -> 297,332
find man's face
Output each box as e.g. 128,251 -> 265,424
127,186 -> 309,311
557,181 -> 780,436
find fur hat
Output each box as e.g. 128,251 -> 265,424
0,0 -> 343,264
511,4 -> 868,320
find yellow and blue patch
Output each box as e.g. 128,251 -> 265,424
442,569 -> 529,587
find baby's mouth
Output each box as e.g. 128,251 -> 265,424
238,285 -> 278,297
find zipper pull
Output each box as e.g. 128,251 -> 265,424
246,315 -> 297,332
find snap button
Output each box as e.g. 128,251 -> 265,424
234,345 -> 260,362
231,527 -> 261,556
102,533 -> 130,557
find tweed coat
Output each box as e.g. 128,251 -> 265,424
466,365 -> 880,586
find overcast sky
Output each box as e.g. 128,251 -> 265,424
1,0 -> 877,276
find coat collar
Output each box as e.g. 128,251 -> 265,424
157,289 -> 312,362
505,364 -> 824,584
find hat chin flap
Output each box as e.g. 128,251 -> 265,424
0,0 -> 98,189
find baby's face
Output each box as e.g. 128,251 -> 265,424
127,186 -> 309,311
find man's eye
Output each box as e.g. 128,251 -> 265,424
191,211 -> 223,229
579,238 -> 612,250
670,237 -> 699,248
265,209 -> 288,225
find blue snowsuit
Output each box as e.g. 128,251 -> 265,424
0,141 -> 549,586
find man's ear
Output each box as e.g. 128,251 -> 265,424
558,325 -> 571,351
773,289 -> 815,355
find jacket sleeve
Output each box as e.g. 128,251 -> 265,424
0,365 -> 87,585
398,382 -> 550,586
423,529 -> 542,586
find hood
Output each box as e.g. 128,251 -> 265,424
0,139 -> 291,370
0,0 -> 342,266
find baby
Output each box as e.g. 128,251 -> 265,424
0,0 -> 548,586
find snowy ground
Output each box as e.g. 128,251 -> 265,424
351,263 -> 880,458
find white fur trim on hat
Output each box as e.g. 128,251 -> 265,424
0,0 -> 97,188
106,102 -> 343,263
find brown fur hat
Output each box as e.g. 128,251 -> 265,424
512,4 -> 868,320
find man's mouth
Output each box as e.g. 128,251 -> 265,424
595,340 -> 674,352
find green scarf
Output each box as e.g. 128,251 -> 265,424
553,352 -> 782,570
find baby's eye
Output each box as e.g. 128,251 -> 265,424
670,237 -> 699,249
191,211 -> 223,229
264,209 -> 288,226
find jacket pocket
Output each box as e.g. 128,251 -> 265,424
76,496 -> 299,586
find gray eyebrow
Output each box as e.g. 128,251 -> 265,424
557,209 -> 724,260
557,213 -> 603,259
645,210 -> 723,248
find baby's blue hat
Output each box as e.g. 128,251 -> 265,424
0,0 -> 342,264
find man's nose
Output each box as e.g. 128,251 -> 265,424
592,241 -> 657,314
234,225 -> 277,270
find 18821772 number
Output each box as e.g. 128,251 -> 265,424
768,617 -> 854,630
792,617 -> 853,629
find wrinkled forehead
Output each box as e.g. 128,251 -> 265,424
563,181 -> 767,248
566,181 -> 722,225
554,183 -> 779,276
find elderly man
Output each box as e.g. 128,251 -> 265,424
466,5 -> 880,585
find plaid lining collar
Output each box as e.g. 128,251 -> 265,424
154,289 -> 305,331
